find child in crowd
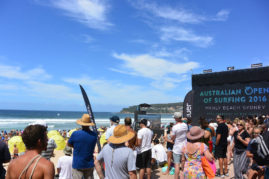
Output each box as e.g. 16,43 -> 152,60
151,139 -> 167,168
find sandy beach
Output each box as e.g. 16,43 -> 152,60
3,136 -> 236,179
49,149 -> 235,179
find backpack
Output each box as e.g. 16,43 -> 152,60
251,131 -> 269,166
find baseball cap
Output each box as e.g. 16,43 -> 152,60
110,116 -> 120,123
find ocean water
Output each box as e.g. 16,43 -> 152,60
0,110 -> 174,131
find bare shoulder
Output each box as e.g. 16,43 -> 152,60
39,157 -> 55,177
39,157 -> 54,168
6,157 -> 24,178
7,157 -> 19,169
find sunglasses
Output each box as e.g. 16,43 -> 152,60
237,124 -> 243,126
253,133 -> 260,135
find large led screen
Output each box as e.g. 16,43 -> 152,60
193,81 -> 269,121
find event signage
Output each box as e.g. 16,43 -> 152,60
193,82 -> 269,121
183,90 -> 193,118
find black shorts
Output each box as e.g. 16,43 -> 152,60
215,146 -> 227,159
136,149 -> 152,169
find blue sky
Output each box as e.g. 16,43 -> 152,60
0,0 -> 269,112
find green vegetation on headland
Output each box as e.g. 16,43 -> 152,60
120,102 -> 183,114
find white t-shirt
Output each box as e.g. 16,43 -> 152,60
152,144 -> 167,162
106,124 -> 117,140
137,127 -> 153,153
57,155 -> 73,179
171,122 -> 188,154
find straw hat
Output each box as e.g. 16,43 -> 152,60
108,125 -> 135,144
186,126 -> 204,141
76,114 -> 94,126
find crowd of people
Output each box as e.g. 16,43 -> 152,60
0,112 -> 269,179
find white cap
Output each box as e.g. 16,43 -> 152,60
173,112 -> 182,119
29,120 -> 47,127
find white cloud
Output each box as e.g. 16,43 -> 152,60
214,10 -> 230,21
0,61 -> 185,109
64,77 -> 180,105
151,47 -> 190,61
50,0 -> 112,30
111,53 -> 199,89
160,27 -> 213,47
131,1 -> 229,23
0,62 -> 81,102
26,81 -> 81,100
138,3 -> 205,24
0,64 -> 51,80
0,84 -> 19,90
112,53 -> 198,79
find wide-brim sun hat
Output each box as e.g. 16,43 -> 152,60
76,114 -> 95,126
108,125 -> 135,144
186,126 -> 204,141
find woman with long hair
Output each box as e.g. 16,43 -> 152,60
200,117 -> 215,153
233,120 -> 251,179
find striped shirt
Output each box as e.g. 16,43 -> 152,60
41,138 -> 57,160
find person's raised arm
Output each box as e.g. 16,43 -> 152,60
237,135 -> 250,146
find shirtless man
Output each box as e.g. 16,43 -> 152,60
6,124 -> 55,179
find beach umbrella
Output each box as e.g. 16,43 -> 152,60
50,135 -> 66,150
100,132 -> 107,147
8,136 -> 26,154
47,130 -> 60,138
68,128 -> 77,137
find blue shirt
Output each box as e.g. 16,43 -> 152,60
68,129 -> 97,169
